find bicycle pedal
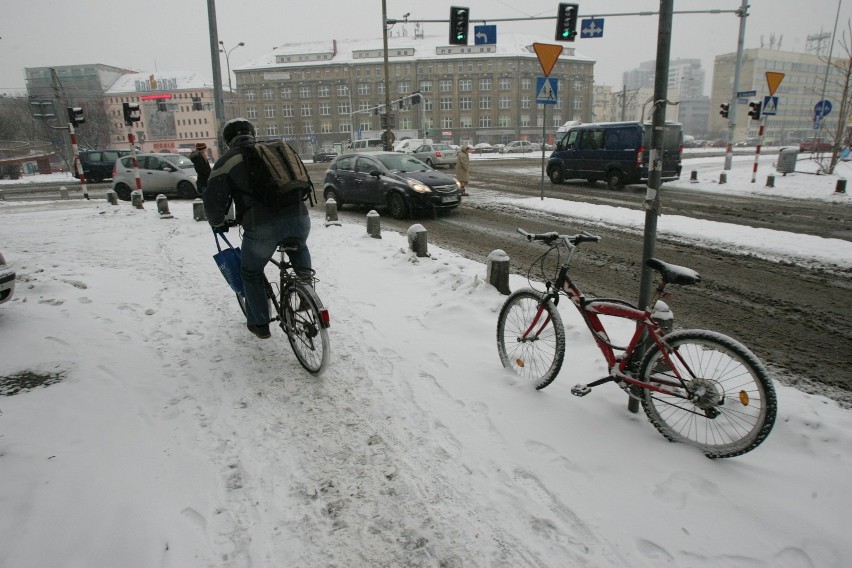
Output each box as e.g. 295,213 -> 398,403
571,384 -> 592,397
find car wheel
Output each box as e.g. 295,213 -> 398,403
606,170 -> 625,190
548,166 -> 565,185
425,158 -> 434,168
114,183 -> 132,201
387,192 -> 409,220
323,187 -> 345,207
177,181 -> 197,199
87,171 -> 104,183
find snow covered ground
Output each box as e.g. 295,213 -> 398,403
0,154 -> 850,567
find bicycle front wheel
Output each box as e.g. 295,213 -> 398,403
496,288 -> 565,389
639,329 -> 777,459
282,283 -> 330,375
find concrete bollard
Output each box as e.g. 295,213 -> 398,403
325,197 -> 342,227
407,224 -> 428,257
156,194 -> 173,218
131,190 -> 144,209
719,172 -> 727,184
59,186 -> 69,199
106,190 -> 118,205
487,249 -> 511,295
836,179 -> 847,194
366,210 -> 382,238
766,175 -> 775,188
193,199 -> 207,221
690,170 -> 698,182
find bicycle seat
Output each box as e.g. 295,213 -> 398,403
646,258 -> 701,286
276,237 -> 301,253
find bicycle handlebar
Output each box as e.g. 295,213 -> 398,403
517,228 -> 601,246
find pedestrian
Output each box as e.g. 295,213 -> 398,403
188,142 -> 211,195
203,118 -> 312,339
456,144 -> 471,196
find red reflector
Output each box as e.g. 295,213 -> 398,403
637,146 -> 644,166
435,151 -> 442,157
320,309 -> 330,328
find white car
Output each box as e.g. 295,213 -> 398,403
473,143 -> 496,153
111,153 -> 198,201
500,140 -> 540,153
0,251 -> 15,305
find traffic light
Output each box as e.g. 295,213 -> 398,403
67,106 -> 85,125
122,102 -> 141,125
449,6 -> 469,45
719,103 -> 729,119
748,100 -> 762,121
411,91 -> 422,105
157,100 -> 167,112
192,96 -> 203,111
556,3 -> 579,42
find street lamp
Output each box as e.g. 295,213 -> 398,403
219,40 -> 244,119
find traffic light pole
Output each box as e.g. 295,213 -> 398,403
126,126 -> 143,201
68,123 -> 89,201
724,0 -> 749,171
750,115 -> 767,183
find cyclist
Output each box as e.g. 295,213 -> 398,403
203,118 -> 312,339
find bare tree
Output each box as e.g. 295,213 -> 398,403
817,20 -> 852,174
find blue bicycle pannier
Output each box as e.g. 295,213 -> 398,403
213,232 -> 243,295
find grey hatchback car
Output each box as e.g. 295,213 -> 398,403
410,144 -> 458,169
111,153 -> 199,200
322,152 -> 461,219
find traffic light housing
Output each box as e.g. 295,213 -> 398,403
719,103 -> 729,119
192,96 -> 203,111
748,100 -> 762,121
556,3 -> 579,42
122,102 -> 141,126
449,6 -> 469,45
67,106 -> 85,125
411,91 -> 422,105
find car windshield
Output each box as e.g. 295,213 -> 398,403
375,153 -> 430,173
433,144 -> 453,151
163,155 -> 195,169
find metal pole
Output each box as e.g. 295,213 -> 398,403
540,103 -> 546,200
206,0 -> 225,154
724,0 -> 749,170
381,0 -> 394,150
68,123 -> 88,200
631,0 -> 673,414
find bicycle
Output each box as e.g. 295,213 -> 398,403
224,224 -> 331,375
496,228 -> 777,458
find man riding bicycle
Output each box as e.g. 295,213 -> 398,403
203,118 -> 312,339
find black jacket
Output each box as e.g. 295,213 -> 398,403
188,149 -> 211,189
203,135 -> 307,229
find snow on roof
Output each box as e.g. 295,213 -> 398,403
238,32 -> 595,71
105,70 -> 215,94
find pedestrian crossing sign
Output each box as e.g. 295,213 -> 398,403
762,95 -> 778,116
536,77 -> 558,105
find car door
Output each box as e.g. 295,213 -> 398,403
575,129 -> 604,178
353,156 -> 384,205
140,156 -> 171,192
328,155 -> 357,201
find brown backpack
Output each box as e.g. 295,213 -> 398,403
242,141 -> 316,209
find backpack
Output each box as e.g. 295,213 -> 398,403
241,140 -> 316,209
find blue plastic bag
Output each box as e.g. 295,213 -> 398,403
213,232 -> 243,295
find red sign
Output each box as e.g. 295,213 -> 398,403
140,94 -> 173,101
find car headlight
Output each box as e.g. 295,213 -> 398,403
406,178 -> 432,193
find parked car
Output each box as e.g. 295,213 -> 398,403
799,140 -> 833,152
473,143 -> 496,154
500,140 -> 540,153
547,121 -> 683,190
0,250 -> 14,305
393,138 -> 429,154
322,152 -> 461,219
312,148 -> 339,162
346,138 -> 384,153
492,144 -> 506,153
74,149 -> 131,183
410,143 -> 458,168
111,153 -> 198,201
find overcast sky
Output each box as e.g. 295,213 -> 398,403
2,0 -> 850,96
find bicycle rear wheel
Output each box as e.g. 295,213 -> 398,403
639,329 -> 777,459
496,288 -> 565,389
282,283 -> 330,375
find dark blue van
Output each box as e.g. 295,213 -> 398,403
547,121 -> 683,189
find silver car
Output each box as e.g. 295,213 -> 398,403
410,143 -> 458,169
0,251 -> 14,305
111,153 -> 198,201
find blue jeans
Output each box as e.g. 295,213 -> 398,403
240,214 -> 311,326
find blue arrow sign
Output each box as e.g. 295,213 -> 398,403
814,99 -> 832,119
474,25 -> 496,45
581,18 -> 605,38
536,77 -> 558,105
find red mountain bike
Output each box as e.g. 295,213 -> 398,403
496,228 -> 777,458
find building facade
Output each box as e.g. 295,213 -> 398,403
233,32 -> 595,154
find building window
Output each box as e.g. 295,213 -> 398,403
441,116 -> 453,129
340,121 -> 351,133
265,105 -> 275,118
262,88 -> 274,100
399,116 -> 412,129
283,123 -> 294,135
246,106 -> 257,119
377,83 -> 385,95
301,103 -> 312,116
479,96 -> 491,110
459,96 -> 472,111
397,81 -> 410,93
479,115 -> 492,128
520,114 -> 531,127
265,123 -> 278,136
521,78 -> 532,90
423,99 -> 433,112
337,85 -> 349,97
440,97 -> 453,110
338,101 -> 351,115
479,78 -> 491,91
280,87 -> 292,99
499,95 -> 511,109
320,121 -> 333,133
299,86 -> 311,98
459,79 -> 472,92
304,123 -> 314,134
499,78 -> 512,90
245,91 -> 256,101
319,103 -> 331,116
318,85 -> 330,98
282,104 -> 294,117
498,115 -> 511,127
521,95 -> 531,109
358,82 -> 370,95
419,80 -> 433,93
459,116 -> 472,128
440,79 -> 453,92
